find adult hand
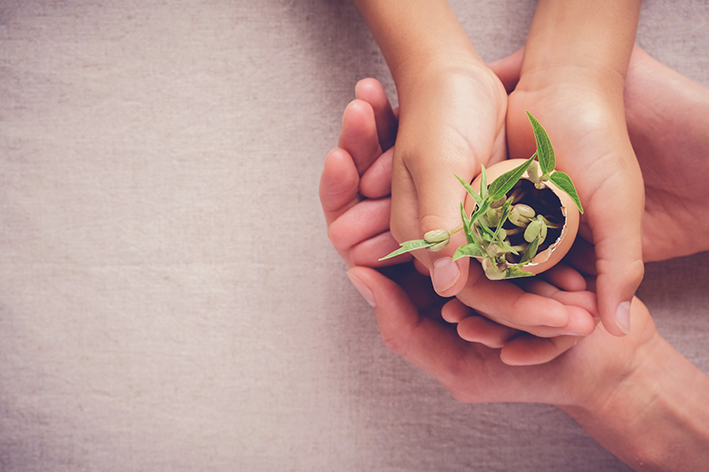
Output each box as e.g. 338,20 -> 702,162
623,48 -> 709,261
348,262 -> 709,471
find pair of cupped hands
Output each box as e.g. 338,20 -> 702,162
320,47 -> 709,407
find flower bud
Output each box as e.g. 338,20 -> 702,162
424,229 -> 450,244
428,240 -> 449,252
482,258 -> 506,280
509,208 -> 531,228
515,204 -> 536,219
524,219 -> 543,243
486,208 -> 500,227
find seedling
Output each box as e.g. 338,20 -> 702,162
380,112 -> 583,280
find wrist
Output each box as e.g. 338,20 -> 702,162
560,326 -> 709,469
520,0 -> 641,95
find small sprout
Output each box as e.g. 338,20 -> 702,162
378,111 -> 581,281
527,161 -> 541,184
490,197 -> 507,209
538,215 -> 561,229
520,235 -> 540,263
424,229 -> 450,244
509,207 -> 532,228
514,204 -> 536,219
424,229 -> 450,252
482,258 -> 507,280
486,208 -> 500,226
428,241 -> 449,252
524,219 -> 543,243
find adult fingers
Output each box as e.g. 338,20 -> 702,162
346,266 -> 475,382
338,99 -> 383,176
319,147 -> 360,227
328,198 -> 392,258
355,78 -> 398,151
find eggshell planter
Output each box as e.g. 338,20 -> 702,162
465,159 -> 580,275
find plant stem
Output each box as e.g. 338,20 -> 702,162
449,224 -> 464,235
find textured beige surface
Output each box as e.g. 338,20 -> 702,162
1,1 -> 708,471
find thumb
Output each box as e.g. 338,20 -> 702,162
391,155 -> 473,298
589,178 -> 645,337
487,47 -> 525,93
346,266 -> 463,378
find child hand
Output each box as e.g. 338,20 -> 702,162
321,78 -> 597,349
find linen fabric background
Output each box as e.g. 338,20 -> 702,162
1,1 -> 708,471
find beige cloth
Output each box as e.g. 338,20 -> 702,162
1,1 -> 707,470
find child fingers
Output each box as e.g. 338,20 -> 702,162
500,333 -> 582,366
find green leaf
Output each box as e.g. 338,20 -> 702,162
526,111 -> 555,175
379,239 -> 433,261
504,267 -> 536,279
475,215 -> 496,240
480,164 -> 488,200
549,171 -> 584,214
492,197 -> 513,241
494,238 -> 519,256
488,154 -> 535,200
519,234 -> 540,264
455,174 -> 482,208
460,203 -> 474,245
453,242 -> 486,261
469,199 -> 491,226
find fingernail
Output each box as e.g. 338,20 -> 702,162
347,271 -> 376,307
432,257 -> 460,293
615,301 -> 631,334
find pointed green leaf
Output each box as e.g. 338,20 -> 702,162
526,111 -> 555,175
469,199 -> 490,226
504,267 -> 536,279
519,234 -> 540,264
549,171 -> 584,214
492,197 -> 513,241
480,164 -> 488,200
476,216 -> 496,241
460,203 -> 474,245
453,242 -> 486,261
494,238 -> 519,256
378,239 -> 433,261
488,154 -> 535,200
455,174 -> 482,208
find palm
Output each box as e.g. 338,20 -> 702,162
503,72 -> 645,336
351,263 -> 658,408
623,48 -> 709,261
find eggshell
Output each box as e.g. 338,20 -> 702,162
465,159 -> 580,275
